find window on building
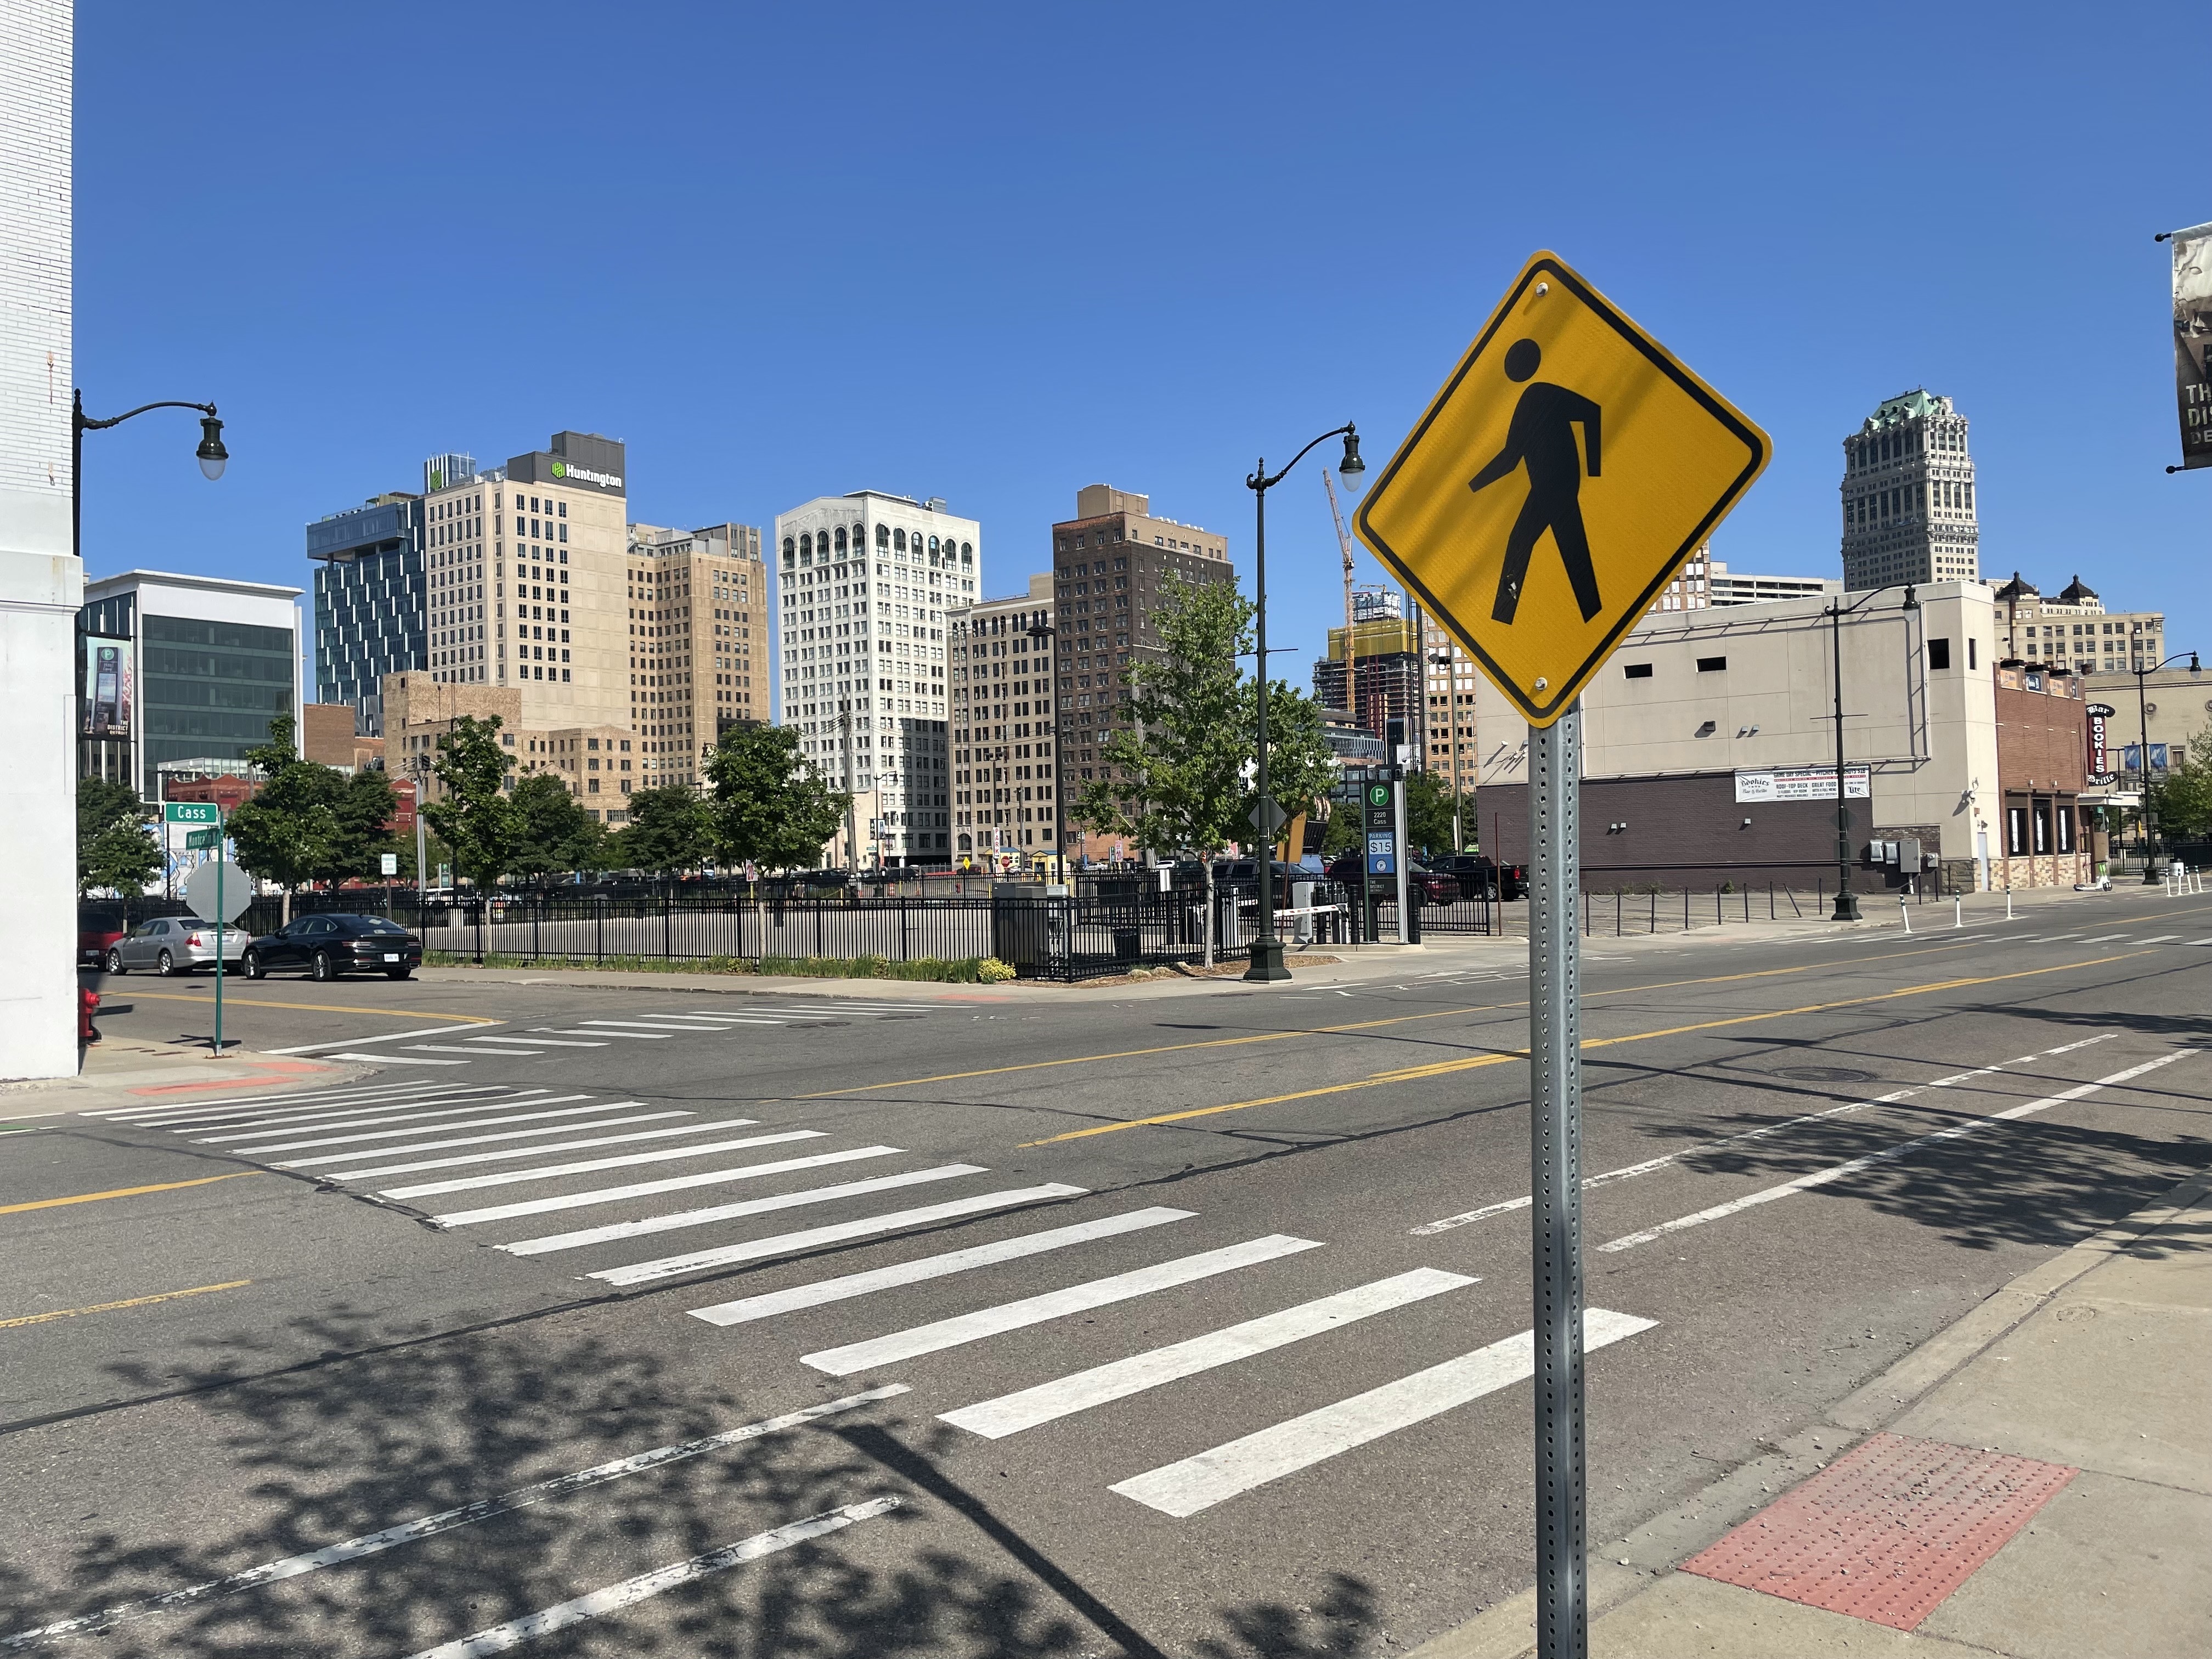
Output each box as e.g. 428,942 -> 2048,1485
1696,656 -> 1727,673
2006,806 -> 2028,855
1928,637 -> 1951,670
1623,663 -> 1653,679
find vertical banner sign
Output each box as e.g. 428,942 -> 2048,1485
1355,252 -> 1769,1659
2086,703 -> 2118,787
2170,222 -> 2212,470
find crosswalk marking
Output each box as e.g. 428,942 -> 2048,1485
163,1084 -> 521,1127
276,1113 -> 690,1170
194,1092 -> 569,1141
580,1018 -> 734,1032
90,1081 -> 453,1122
377,1127 -> 805,1201
404,1499 -> 902,1659
1109,1308 -> 1658,1516
462,1035 -> 607,1047
2190,936 -> 2212,946
2040,933 -> 2080,941
531,1027 -> 672,1040
2138,934 -> 2182,944
497,1162 -> 983,1253
2076,934 -> 2126,944
405,1045 -> 545,1057
802,1234 -> 1325,1376
317,1119 -> 765,1183
590,1185 -> 1090,1286
211,1099 -> 629,1153
943,1267 -> 1475,1440
690,1207 -> 1196,1328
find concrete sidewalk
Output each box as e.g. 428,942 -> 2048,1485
1413,1169 -> 2212,1658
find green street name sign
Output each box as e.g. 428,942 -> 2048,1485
163,802 -> 221,825
184,826 -> 222,850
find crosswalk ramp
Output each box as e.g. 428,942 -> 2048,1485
308,1000 -> 939,1066
83,1073 -> 1660,1521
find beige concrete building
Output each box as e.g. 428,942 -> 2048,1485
415,432 -> 631,734
379,672 -> 641,823
626,521 -> 765,791
1991,572 -> 2168,676
2080,662 -> 2211,778
951,574 -> 1057,868
1707,561 -> 1841,607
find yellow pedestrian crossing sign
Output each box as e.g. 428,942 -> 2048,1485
1354,251 -> 1770,727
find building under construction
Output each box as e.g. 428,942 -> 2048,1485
1311,592 -> 1425,756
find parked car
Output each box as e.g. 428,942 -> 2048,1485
241,913 -> 424,981
1435,854 -> 1525,901
1322,853 -> 1461,905
80,917 -> 128,967
103,916 -> 249,976
1213,859 -> 1308,887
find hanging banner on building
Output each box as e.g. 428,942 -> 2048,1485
2169,222 -> 2212,470
81,636 -> 134,736
2086,703 -> 2118,787
1735,764 -> 1869,803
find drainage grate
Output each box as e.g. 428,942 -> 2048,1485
1681,1431 -> 2076,1630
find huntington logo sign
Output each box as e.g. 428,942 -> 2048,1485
549,459 -> 623,490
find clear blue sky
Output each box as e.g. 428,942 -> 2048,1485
76,2 -> 2209,691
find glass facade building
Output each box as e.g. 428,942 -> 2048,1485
308,494 -> 426,735
140,614 -> 296,770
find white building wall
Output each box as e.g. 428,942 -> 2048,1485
0,0 -> 78,1080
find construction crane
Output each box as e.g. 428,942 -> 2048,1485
1322,467 -> 1361,738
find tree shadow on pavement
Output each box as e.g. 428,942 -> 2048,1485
0,1310 -> 1389,1658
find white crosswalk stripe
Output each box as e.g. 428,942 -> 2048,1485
590,1186 -> 1089,1285
463,1035 -> 606,1047
689,1207 -> 1195,1328
941,1268 -> 1474,1440
376,1127 -> 805,1201
497,1163 -> 987,1253
191,1092 -> 565,1140
405,1045 -> 546,1057
1108,1309 -> 1658,1516
208,1099 -> 623,1153
320,1120 -> 772,1183
326,1052 -> 469,1065
801,1234 -> 1324,1376
531,1027 -> 672,1039
275,1113 -> 691,1169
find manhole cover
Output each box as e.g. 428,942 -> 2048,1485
1771,1065 -> 1875,1084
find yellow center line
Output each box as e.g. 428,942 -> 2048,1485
0,1171 -> 262,1216
117,992 -> 495,1024
1018,950 -> 2154,1145
804,937 -> 1987,1101
0,1279 -> 252,1330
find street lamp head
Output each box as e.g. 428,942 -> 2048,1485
195,413 -> 228,481
1337,427 -> 1366,492
1901,584 -> 1918,612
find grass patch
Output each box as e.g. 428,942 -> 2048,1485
424,950 -> 1016,984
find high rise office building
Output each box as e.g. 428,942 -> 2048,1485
950,574 -> 1056,865
308,492 -> 425,734
774,492 -> 976,866
625,521 -> 765,789
1840,390 -> 1979,591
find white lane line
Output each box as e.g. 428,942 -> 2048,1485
2075,934 -> 2127,944
405,1499 -> 901,1659
2137,935 -> 2182,944
2190,936 -> 2212,946
943,1267 -> 1475,1440
405,1046 -> 545,1057
428,1144 -> 895,1227
531,1027 -> 672,1039
496,1161 -> 977,1252
275,1113 -> 689,1169
802,1234 -> 1325,1377
2039,933 -> 2080,942
591,1186 -> 1090,1286
0,1386 -> 906,1652
187,1092 -> 562,1139
326,1052 -> 470,1065
267,1024 -> 509,1056
464,1035 -> 606,1047
690,1207 -> 1196,1328
377,1128 -> 812,1201
1109,1308 -> 1657,1517
1411,1034 -> 2119,1235
1596,1049 -> 2197,1254
321,1121 -> 772,1183
208,1099 -> 624,1152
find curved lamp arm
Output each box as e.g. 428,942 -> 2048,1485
1249,422 -> 1361,493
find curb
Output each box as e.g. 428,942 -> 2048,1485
1406,1160 -> 2212,1658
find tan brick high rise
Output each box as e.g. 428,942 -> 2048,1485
627,521 -> 766,789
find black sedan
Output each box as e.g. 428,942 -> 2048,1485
242,914 -> 424,981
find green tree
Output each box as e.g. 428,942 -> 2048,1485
704,722 -> 851,957
322,768 -> 400,884
1250,678 -> 1339,856
1404,768 -> 1468,857
509,774 -> 606,877
1071,572 -> 1252,965
616,785 -> 710,873
1320,803 -> 1362,859
228,715 -> 341,921
2151,727 -> 2212,840
421,713 -> 520,900
76,777 -> 160,900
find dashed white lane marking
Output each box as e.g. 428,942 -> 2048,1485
1109,1308 -> 1657,1516
532,1028 -> 671,1040
405,1498 -> 903,1659
1412,1034 -> 2119,1235
943,1267 -> 1475,1440
591,1185 -> 1091,1286
210,1099 -> 630,1153
497,1163 -> 983,1254
276,1113 -> 691,1170
196,1092 -> 574,1142
802,1234 -> 1325,1376
689,1207 -> 1196,1328
323,1120 -> 771,1183
1595,1049 -> 2197,1254
0,1387 -> 906,1651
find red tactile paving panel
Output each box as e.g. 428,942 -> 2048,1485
1682,1431 -> 2077,1630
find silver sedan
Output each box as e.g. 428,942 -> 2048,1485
105,916 -> 250,976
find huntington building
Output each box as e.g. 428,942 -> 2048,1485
1839,390 -> 1978,592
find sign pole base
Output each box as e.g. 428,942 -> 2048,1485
1530,702 -> 1587,1659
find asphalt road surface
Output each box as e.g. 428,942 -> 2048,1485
7,891 -> 2210,1657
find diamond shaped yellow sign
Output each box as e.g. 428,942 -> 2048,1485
1354,252 -> 1770,727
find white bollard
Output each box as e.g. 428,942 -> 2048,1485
1900,893 -> 1912,934
1955,897 -> 1963,929
2005,887 -> 2013,920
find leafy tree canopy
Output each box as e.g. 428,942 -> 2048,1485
420,715 -> 519,891
509,773 -> 606,877
616,785 -> 710,873
228,716 -> 341,898
76,777 -> 159,898
704,722 -> 849,872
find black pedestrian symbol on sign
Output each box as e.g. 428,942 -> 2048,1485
1468,338 -> 1604,624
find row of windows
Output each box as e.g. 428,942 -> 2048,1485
785,527 -> 975,565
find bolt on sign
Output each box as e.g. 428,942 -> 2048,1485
1355,251 -> 1770,727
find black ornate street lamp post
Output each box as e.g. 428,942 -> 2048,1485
1245,423 -> 1363,981
2130,650 -> 2200,881
1826,583 -> 1917,921
74,390 -> 227,559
